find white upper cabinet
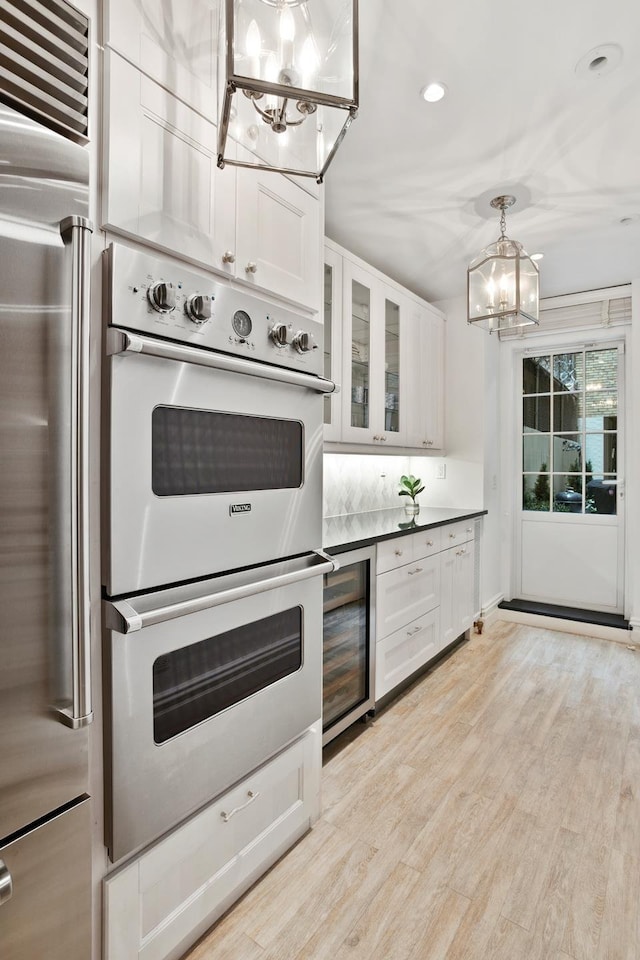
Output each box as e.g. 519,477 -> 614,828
404,299 -> 445,451
102,51 -> 321,311
235,151 -> 321,311
103,49 -> 235,269
103,0 -> 218,117
326,242 -> 444,449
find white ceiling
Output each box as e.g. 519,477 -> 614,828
324,0 -> 640,304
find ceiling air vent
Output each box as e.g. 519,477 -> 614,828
0,0 -> 89,142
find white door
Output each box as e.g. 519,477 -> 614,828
517,344 -> 624,613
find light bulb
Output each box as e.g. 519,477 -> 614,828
265,52 -> 279,83
246,20 -> 261,58
279,7 -> 295,42
300,35 -> 320,87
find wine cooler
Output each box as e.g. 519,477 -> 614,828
322,546 -> 376,745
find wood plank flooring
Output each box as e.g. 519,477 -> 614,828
184,620 -> 640,960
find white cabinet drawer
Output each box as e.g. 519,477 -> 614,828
375,607 -> 442,701
441,519 -> 476,549
376,555 -> 440,641
376,537 -> 413,574
104,726 -> 320,960
410,526 -> 442,560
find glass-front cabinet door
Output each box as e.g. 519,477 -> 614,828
341,260 -> 407,445
323,246 -> 343,441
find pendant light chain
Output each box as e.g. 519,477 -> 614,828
499,203 -> 507,240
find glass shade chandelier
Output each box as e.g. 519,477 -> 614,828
218,0 -> 358,181
467,195 -> 539,334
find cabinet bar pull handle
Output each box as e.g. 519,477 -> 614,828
407,566 -> 423,576
0,860 -> 13,906
221,790 -> 260,822
245,261 -> 258,274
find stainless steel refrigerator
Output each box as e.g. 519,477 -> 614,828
0,97 -> 93,958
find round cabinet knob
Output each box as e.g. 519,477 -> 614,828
245,262 -> 258,274
148,281 -> 176,313
270,322 -> 288,347
185,294 -> 213,325
222,251 -> 236,264
292,331 -> 317,354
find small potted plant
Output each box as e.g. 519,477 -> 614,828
399,474 -> 424,516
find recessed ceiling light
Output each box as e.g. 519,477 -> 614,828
531,252 -> 544,261
575,43 -> 623,79
421,81 -> 447,103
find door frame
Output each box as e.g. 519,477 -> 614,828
500,324 -> 629,617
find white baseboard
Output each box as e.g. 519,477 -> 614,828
480,593 -> 504,625
495,608 -> 636,645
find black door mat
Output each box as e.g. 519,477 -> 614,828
498,598 -> 629,631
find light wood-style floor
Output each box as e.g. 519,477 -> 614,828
185,620 -> 640,960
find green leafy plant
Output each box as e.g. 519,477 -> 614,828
398,474 -> 425,504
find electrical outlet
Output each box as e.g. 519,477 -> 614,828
436,463 -> 446,480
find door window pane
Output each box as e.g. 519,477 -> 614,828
586,476 -> 617,515
523,435 -> 550,473
523,356 -> 551,394
523,396 -> 550,432
384,298 -> 400,434
351,280 -> 370,429
553,434 -> 582,473
585,433 -> 617,474
152,607 -> 303,744
553,353 -> 584,393
523,473 -> 550,511
585,390 -> 617,425
554,393 -> 584,432
553,475 -> 583,513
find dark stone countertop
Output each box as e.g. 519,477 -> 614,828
323,506 -> 488,556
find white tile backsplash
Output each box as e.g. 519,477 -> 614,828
323,454 -> 484,517
323,455 -> 409,517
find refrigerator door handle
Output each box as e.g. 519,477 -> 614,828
57,216 -> 94,729
0,860 -> 13,906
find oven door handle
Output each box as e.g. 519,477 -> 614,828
104,551 -> 339,634
107,327 -> 337,395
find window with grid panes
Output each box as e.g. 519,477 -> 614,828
522,348 -> 618,514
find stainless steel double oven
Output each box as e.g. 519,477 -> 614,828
102,243 -> 335,862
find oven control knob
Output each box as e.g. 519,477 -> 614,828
185,294 -> 213,325
270,322 -> 288,347
292,331 -> 316,354
148,281 -> 176,313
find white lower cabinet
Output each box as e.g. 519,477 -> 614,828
440,539 -> 476,648
376,555 -> 440,639
375,607 -> 441,700
374,522 -> 479,703
104,725 -> 321,960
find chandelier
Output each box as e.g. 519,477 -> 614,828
218,0 -> 359,182
467,195 -> 539,334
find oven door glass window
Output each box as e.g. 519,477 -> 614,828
151,406 -> 304,496
152,607 -> 303,743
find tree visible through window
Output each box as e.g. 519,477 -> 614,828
522,348 -> 618,514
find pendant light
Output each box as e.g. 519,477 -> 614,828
467,195 -> 539,334
218,0 -> 359,182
